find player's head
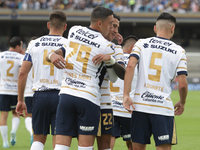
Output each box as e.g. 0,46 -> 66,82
105,13 -> 121,42
122,35 -> 138,54
9,36 -> 23,53
90,6 -> 113,38
48,10 -> 67,32
154,12 -> 176,39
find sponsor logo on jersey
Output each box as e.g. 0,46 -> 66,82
80,126 -> 94,131
65,77 -> 86,88
74,35 -> 100,48
112,100 -> 123,108
158,135 -> 169,141
40,37 -> 61,42
76,29 -> 98,39
141,91 -> 164,103
149,38 -> 172,46
4,84 -> 17,90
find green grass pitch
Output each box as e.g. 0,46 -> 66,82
0,91 -> 199,149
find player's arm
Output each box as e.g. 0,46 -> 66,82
174,74 -> 188,115
123,56 -> 138,113
46,48 -> 66,69
17,60 -> 32,117
92,54 -> 125,80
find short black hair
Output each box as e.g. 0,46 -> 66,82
9,36 -> 21,48
113,13 -> 120,21
90,6 -> 113,23
122,35 -> 138,47
49,10 -> 67,28
156,12 -> 176,24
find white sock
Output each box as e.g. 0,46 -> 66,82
78,146 -> 93,150
103,149 -> 111,150
11,117 -> 20,132
0,125 -> 8,142
31,141 -> 44,150
25,117 -> 33,136
54,144 -> 70,150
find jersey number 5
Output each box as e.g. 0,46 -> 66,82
148,52 -> 162,82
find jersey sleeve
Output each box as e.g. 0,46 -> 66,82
129,39 -> 142,60
23,41 -> 34,63
113,45 -> 125,65
176,51 -> 188,76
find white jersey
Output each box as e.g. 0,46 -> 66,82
110,53 -> 138,118
24,35 -> 68,91
100,43 -> 124,109
130,37 -> 187,116
24,67 -> 34,97
0,51 -> 24,95
59,25 -> 117,106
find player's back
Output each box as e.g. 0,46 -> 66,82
0,51 -> 24,95
60,25 -> 115,106
24,35 -> 68,91
131,37 -> 187,116
110,53 -> 137,118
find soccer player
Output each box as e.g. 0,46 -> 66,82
22,36 -> 37,145
110,35 -> 138,150
123,12 -> 188,150
0,37 -> 24,148
16,10 -> 68,150
46,6 -> 117,150
96,13 -> 125,150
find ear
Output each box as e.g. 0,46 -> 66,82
64,23 -> 67,31
154,25 -> 157,34
97,20 -> 102,28
47,22 -> 50,29
171,26 -> 175,34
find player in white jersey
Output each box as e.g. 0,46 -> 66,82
21,36 -> 37,145
16,10 -> 67,150
0,37 -> 24,148
95,13 -> 125,150
46,6 -> 115,150
110,35 -> 138,150
123,12 -> 188,150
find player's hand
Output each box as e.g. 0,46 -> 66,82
50,53 -> 66,69
123,95 -> 135,114
174,100 -> 185,115
115,33 -> 123,45
92,54 -> 111,65
16,101 -> 28,117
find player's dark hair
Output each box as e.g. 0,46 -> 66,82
156,12 -> 176,24
9,36 -> 21,48
90,6 -> 113,23
122,35 -> 138,47
49,10 -> 67,28
113,13 -> 121,21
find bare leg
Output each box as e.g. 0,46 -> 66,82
156,143 -> 172,150
132,142 -> 146,150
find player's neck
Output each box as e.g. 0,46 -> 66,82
9,48 -> 18,52
49,30 -> 63,36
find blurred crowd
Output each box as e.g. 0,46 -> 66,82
0,0 -> 200,13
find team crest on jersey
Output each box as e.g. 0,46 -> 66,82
143,43 -> 149,48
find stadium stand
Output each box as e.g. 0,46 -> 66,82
0,0 -> 199,13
